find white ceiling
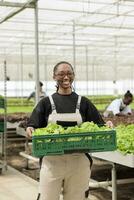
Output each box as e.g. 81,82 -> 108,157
0,0 -> 134,75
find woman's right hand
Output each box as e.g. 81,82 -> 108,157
26,127 -> 34,138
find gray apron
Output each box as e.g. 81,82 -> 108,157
48,95 -> 82,125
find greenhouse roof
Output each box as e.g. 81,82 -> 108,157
0,0 -> 134,68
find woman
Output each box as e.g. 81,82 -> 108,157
103,90 -> 133,117
27,61 -> 113,200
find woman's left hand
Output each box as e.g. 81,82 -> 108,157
105,120 -> 114,128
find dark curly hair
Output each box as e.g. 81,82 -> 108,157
124,90 -> 133,98
53,61 -> 74,75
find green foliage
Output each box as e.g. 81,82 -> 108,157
33,122 -> 112,142
116,124 -> 134,154
33,122 -> 111,136
33,123 -> 65,136
33,122 -> 109,138
6,106 -> 33,113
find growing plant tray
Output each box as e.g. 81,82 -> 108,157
0,121 -> 4,132
32,130 -> 116,157
92,151 -> 134,168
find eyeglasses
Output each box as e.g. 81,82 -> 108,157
55,72 -> 74,78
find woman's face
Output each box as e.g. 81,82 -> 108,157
53,63 -> 75,90
124,96 -> 133,105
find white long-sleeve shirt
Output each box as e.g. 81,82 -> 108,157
104,98 -> 131,117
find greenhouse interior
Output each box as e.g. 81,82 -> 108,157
0,1 -> 134,200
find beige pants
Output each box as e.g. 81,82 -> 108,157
39,154 -> 91,200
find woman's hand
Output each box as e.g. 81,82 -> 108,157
26,127 -> 34,138
105,120 -> 114,128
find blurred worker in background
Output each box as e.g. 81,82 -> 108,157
27,81 -> 46,102
26,61 -> 113,200
103,90 -> 133,117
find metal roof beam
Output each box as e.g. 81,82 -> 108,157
76,23 -> 134,30
124,0 -> 134,2
2,32 -> 134,42
1,21 -> 134,31
1,42 -> 134,49
0,1 -> 34,8
58,0 -> 134,8
38,7 -> 134,18
0,0 -> 36,24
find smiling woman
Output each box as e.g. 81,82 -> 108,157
53,61 -> 75,94
26,61 -> 113,200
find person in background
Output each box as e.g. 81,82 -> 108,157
6,76 -> 10,81
103,90 -> 133,117
27,81 -> 46,102
26,61 -> 113,200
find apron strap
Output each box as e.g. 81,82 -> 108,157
76,95 -> 81,113
49,95 -> 56,111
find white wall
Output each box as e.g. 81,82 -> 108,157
0,80 -> 133,97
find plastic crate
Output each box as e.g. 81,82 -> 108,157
32,130 -> 116,157
0,98 -> 5,108
0,121 -> 4,132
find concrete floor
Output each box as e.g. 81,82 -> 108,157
0,165 -> 98,200
0,166 -> 68,200
0,166 -> 39,200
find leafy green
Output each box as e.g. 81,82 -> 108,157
116,124 -> 134,154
